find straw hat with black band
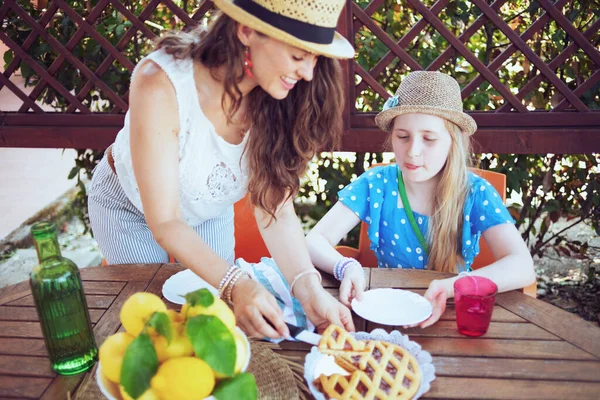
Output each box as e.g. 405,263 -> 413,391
213,0 -> 355,59
375,71 -> 478,135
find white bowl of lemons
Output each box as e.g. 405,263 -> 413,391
96,290 -> 253,400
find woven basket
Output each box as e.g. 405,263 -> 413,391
248,340 -> 310,400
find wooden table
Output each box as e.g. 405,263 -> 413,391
1,264 -> 599,399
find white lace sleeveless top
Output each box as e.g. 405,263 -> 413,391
112,49 -> 249,226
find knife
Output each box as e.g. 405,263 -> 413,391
271,322 -> 350,376
285,323 -> 322,346
266,319 -> 322,345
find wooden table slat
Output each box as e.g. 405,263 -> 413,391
425,376 -> 600,399
0,355 -> 55,378
497,290 -> 600,358
0,321 -> 43,339
432,356 -> 600,382
416,337 -> 598,360
383,321 -> 560,340
146,263 -> 181,299
0,375 -> 51,399
0,338 -> 47,357
279,335 -> 597,360
0,281 -> 31,306
0,306 -> 104,324
82,281 -> 126,296
78,264 -> 160,282
40,373 -> 86,400
7,294 -> 116,309
370,269 -> 455,289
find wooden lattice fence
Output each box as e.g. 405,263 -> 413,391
1,0 -> 599,153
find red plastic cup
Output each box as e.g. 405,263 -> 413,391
454,275 -> 498,337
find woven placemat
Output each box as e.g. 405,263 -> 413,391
248,340 -> 310,400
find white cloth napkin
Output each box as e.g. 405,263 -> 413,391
236,257 -> 316,340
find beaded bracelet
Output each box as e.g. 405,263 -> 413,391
334,257 -> 354,280
289,269 -> 322,298
219,267 -> 251,305
218,266 -> 239,298
225,269 -> 247,305
333,257 -> 360,281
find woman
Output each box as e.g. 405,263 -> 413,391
88,0 -> 356,339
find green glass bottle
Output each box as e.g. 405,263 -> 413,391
29,222 -> 98,375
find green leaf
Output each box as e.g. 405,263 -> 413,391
184,288 -> 214,307
121,333 -> 159,399
20,60 -> 34,79
147,311 -> 172,344
116,24 -> 125,37
3,49 -> 14,67
186,315 -> 236,377
67,167 -> 79,180
213,373 -> 258,400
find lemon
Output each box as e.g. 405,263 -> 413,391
119,385 -> 160,400
152,321 -> 194,362
233,328 -> 249,374
181,297 -> 235,329
166,309 -> 184,324
98,332 -> 134,384
120,293 -> 167,336
150,357 -> 215,400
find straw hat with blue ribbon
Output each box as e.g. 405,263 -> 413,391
375,71 -> 477,135
213,0 -> 355,59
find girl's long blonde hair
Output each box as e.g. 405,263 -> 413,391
426,119 -> 472,273
155,13 -> 344,220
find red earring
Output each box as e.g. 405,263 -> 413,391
244,47 -> 254,78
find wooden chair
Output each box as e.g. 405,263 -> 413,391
336,164 -> 537,297
233,194 -> 270,262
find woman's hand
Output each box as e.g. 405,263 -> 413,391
294,276 -> 356,333
339,263 -> 366,307
230,277 -> 290,340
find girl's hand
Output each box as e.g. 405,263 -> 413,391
339,263 -> 366,307
419,279 -> 448,328
402,279 -> 452,329
293,275 -> 355,333
230,277 -> 290,340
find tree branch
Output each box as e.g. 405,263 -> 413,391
533,216 -> 587,253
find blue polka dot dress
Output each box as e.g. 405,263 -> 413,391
338,165 -> 515,272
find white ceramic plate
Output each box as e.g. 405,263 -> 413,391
351,288 -> 433,326
162,269 -> 219,305
96,327 -> 250,400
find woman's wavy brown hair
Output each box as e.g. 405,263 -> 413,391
154,13 -> 344,220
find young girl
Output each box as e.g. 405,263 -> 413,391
88,0 -> 356,339
306,71 -> 536,328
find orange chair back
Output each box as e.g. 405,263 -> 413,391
468,169 -> 506,270
233,194 -> 270,262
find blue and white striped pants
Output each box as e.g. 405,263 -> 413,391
88,156 -> 235,265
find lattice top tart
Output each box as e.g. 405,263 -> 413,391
314,325 -> 421,400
